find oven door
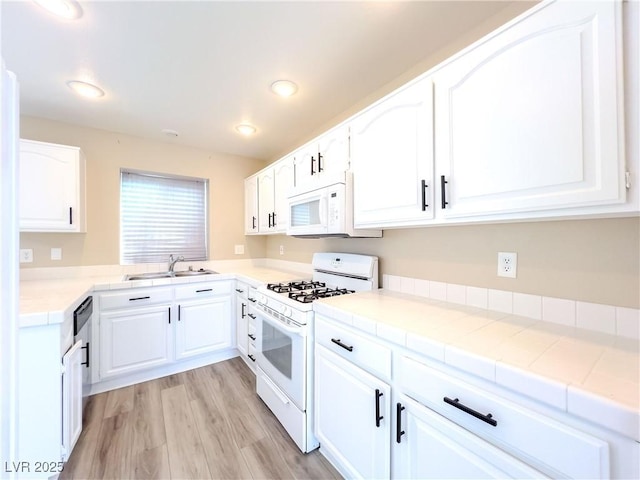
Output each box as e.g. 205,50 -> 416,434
287,187 -> 328,236
255,310 -> 307,410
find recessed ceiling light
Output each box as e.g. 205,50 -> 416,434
235,124 -> 257,136
33,0 -> 83,19
66,80 -> 105,98
161,129 -> 179,137
271,80 -> 298,98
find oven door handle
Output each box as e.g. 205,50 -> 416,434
259,310 -> 305,335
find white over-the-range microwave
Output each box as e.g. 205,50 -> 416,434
287,171 -> 382,238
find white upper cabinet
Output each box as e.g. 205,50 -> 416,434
256,155 -> 295,234
351,76 -> 434,228
294,125 -> 350,189
434,0 -> 625,219
244,174 -> 259,234
19,139 -> 86,232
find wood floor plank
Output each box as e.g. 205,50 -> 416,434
103,384 -> 134,418
132,378 -> 166,453
89,411 -> 133,479
60,393 -> 108,479
190,397 -> 254,479
131,444 -> 171,480
240,436 -> 295,480
161,384 -> 211,479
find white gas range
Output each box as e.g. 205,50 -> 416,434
253,252 -> 379,453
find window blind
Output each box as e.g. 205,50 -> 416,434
120,170 -> 208,264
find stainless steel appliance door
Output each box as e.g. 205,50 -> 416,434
256,311 -> 306,410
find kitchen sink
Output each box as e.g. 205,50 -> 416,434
124,269 -> 218,281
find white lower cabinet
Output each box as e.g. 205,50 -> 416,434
314,315 -> 617,480
99,304 -> 172,379
175,288 -> 232,360
315,344 -> 391,480
235,282 -> 249,358
393,394 -> 545,479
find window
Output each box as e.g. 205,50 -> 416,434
120,170 -> 208,264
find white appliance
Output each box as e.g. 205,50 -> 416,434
287,171 -> 382,238
254,252 -> 379,453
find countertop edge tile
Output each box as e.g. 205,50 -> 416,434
445,345 -> 496,382
495,361 -> 567,411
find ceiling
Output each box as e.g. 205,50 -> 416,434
2,1 -> 529,161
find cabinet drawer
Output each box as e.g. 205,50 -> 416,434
315,315 -> 391,381
175,281 -> 231,300
396,355 -> 609,479
247,343 -> 257,364
99,288 -> 172,310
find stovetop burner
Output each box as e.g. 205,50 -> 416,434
266,281 -> 326,293
288,287 -> 356,304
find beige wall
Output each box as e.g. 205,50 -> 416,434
19,116 -> 268,267
265,218 -> 640,309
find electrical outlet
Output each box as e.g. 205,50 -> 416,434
279,245 -> 284,255
19,249 -> 33,263
234,244 -> 245,255
497,252 -> 517,278
51,248 -> 62,260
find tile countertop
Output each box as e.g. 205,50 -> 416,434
19,266 -> 306,328
313,289 -> 640,442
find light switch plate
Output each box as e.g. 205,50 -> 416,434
51,248 -> 62,261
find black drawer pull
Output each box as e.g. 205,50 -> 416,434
241,303 -> 246,318
421,179 -> 429,211
375,389 -> 384,427
235,288 -> 244,293
248,297 -> 256,303
81,342 -> 90,367
248,333 -> 256,341
440,175 -> 449,209
69,207 -> 73,225
196,288 -> 212,293
129,296 -> 151,301
396,403 -> 405,443
331,338 -> 353,352
444,397 -> 497,427
248,313 -> 256,319
248,354 -> 256,362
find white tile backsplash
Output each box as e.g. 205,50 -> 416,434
543,296 -> 576,327
382,275 -> 637,338
576,301 -> 616,335
513,293 -> 542,320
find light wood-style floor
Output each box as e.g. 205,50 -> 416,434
60,357 -> 342,480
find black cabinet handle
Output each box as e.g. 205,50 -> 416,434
375,389 -> 384,427
168,307 -> 171,324
248,297 -> 256,303
235,288 -> 244,293
178,305 -> 181,321
241,303 -> 246,318
81,342 -> 90,367
331,338 -> 353,352
248,354 -> 256,362
444,397 -> 497,427
318,152 -> 324,172
396,403 -> 405,443
196,288 -> 212,293
272,211 -> 276,227
267,212 -> 272,228
129,296 -> 151,301
311,156 -> 316,175
248,333 -> 256,341
69,207 -> 73,225
440,175 -> 449,209
248,313 -> 256,319
421,179 -> 429,211
252,216 -> 256,230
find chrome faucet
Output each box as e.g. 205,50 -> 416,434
168,254 -> 185,272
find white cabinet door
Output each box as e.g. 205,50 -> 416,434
273,156 -> 295,232
393,394 -> 546,480
315,344 -> 391,480
175,295 -> 232,360
350,76 -> 434,228
258,168 -> 275,233
434,1 -> 624,219
244,174 -> 259,234
62,340 -> 83,461
19,139 -> 86,232
294,125 -> 350,188
99,305 -> 172,379
235,288 -> 249,358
